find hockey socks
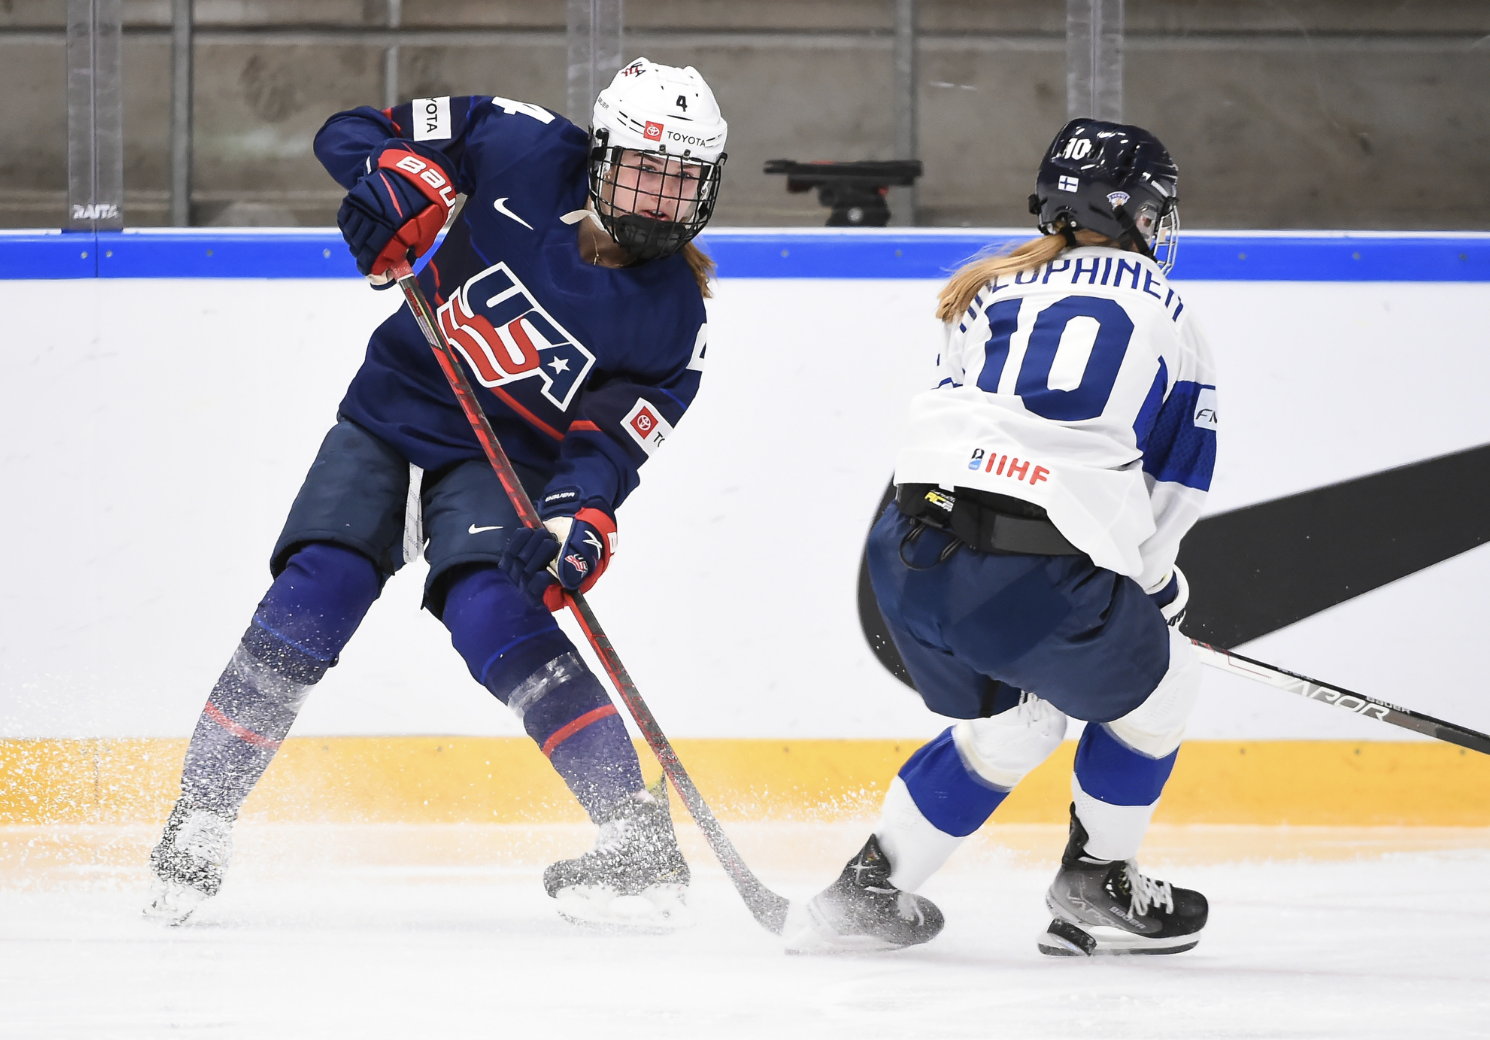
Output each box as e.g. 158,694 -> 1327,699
1071,720 -> 1179,861
882,693 -> 1069,890
896,728 -> 1010,839
180,543 -> 381,817
510,651 -> 644,819
441,566 -> 644,821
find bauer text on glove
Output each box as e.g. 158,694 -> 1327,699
337,144 -> 458,283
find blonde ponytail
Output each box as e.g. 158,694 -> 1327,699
935,228 -> 1119,323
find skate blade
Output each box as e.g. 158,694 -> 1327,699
1039,917 -> 1202,957
782,901 -> 911,955
143,880 -> 209,926
553,883 -> 693,934
782,926 -> 905,955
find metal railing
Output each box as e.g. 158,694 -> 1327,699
20,2 -> 1484,230
44,0 -> 1071,229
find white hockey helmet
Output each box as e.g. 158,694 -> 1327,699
588,58 -> 728,261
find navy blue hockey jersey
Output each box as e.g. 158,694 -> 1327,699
313,95 -> 708,518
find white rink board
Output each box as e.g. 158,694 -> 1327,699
0,276 -> 1487,740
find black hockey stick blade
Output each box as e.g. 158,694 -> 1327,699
564,589 -> 797,935
1191,639 -> 1490,756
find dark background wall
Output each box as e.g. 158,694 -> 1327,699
3,1 -> 1487,229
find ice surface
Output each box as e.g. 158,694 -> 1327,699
2,822 -> 1486,1039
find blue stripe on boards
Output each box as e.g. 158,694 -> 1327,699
700,233 -> 1026,280
97,230 -> 362,278
700,232 -> 1490,282
4,229 -> 1489,281
0,231 -> 99,278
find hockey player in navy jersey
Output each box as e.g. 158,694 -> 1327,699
146,59 -> 727,928
790,120 -> 1217,956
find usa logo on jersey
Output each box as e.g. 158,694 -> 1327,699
437,262 -> 595,410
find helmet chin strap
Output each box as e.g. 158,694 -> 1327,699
1111,204 -> 1158,263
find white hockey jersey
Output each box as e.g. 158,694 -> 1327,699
894,245 -> 1217,591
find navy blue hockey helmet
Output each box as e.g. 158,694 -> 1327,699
1029,119 -> 1180,272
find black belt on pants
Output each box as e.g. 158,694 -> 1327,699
894,483 -> 1084,557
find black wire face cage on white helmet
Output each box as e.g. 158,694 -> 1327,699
586,134 -> 726,262
586,58 -> 728,262
1029,118 -> 1180,273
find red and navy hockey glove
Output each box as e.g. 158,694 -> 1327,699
337,144 -> 458,284
499,508 -> 618,612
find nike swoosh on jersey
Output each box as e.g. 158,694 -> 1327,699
492,197 -> 534,230
468,524 -> 503,534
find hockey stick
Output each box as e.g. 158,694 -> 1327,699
1190,638 -> 1490,756
387,260 -> 795,934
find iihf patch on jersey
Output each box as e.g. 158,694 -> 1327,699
412,97 -> 451,141
437,262 -> 596,410
621,398 -> 674,456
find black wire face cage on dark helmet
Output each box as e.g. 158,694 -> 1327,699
587,128 -> 727,262
1029,118 -> 1181,274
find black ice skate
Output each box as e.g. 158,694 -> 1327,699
786,834 -> 945,953
144,797 -> 235,925
544,786 -> 691,932
1039,804 -> 1207,956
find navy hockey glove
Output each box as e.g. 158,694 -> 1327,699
1148,566 -> 1189,628
499,508 -> 618,612
337,145 -> 457,285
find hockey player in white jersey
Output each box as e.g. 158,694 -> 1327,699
791,120 -> 1217,956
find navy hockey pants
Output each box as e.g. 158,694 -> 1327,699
179,420 -> 642,821
866,506 -> 1170,724
866,506 -> 1183,842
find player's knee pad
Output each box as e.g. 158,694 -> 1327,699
253,542 -> 381,666
1104,628 -> 1200,759
439,565 -> 570,692
951,694 -> 1068,790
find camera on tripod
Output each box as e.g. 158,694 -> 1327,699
763,159 -> 924,227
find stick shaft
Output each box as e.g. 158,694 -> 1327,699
1191,638 -> 1490,756
389,262 -> 791,932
